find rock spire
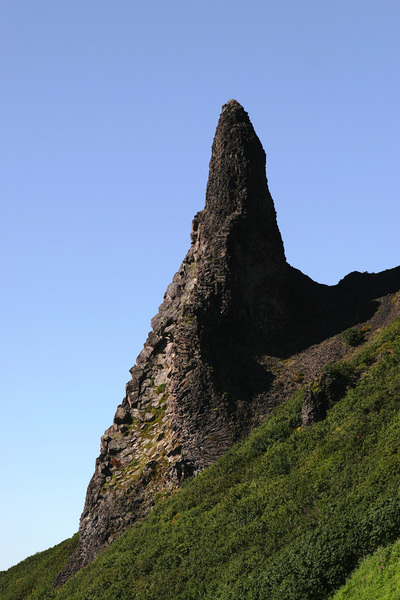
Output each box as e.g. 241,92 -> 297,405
55,98 -> 289,584
203,99 -> 285,259
54,101 -> 400,586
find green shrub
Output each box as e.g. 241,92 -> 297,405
341,327 -> 365,347
323,360 -> 358,384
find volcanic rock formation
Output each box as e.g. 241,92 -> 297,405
54,100 -> 400,585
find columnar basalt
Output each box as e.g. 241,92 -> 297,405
55,100 -> 400,585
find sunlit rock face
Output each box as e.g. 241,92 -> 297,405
54,101 -> 400,586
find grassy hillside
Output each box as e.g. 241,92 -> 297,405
2,316 -> 400,600
0,535 -> 78,600
331,539 -> 400,599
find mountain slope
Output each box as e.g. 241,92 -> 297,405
2,307 -> 400,599
0,536 -> 78,600
2,100 -> 399,597
54,100 -> 400,583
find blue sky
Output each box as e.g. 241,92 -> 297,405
1,0 -> 399,571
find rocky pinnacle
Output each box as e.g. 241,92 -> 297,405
203,99 -> 285,256
54,101 -> 400,586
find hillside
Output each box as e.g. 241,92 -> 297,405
331,539 -> 400,599
1,304 -> 400,599
52,100 -> 400,584
2,100 -> 400,599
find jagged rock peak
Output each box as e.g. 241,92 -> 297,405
203,99 -> 285,262
54,101 -> 289,586
53,101 -> 400,588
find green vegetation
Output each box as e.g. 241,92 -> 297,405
341,326 -> 365,347
190,261 -> 197,276
2,319 -> 400,600
0,535 -> 78,600
331,540 -> 400,599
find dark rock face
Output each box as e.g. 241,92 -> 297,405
54,100 -> 400,586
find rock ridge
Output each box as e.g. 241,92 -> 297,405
54,100 -> 400,586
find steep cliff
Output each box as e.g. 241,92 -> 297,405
54,100 -> 400,585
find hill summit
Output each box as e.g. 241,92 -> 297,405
54,100 -> 400,585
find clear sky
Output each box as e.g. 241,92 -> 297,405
1,0 -> 399,571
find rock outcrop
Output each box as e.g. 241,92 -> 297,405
54,100 -> 400,586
